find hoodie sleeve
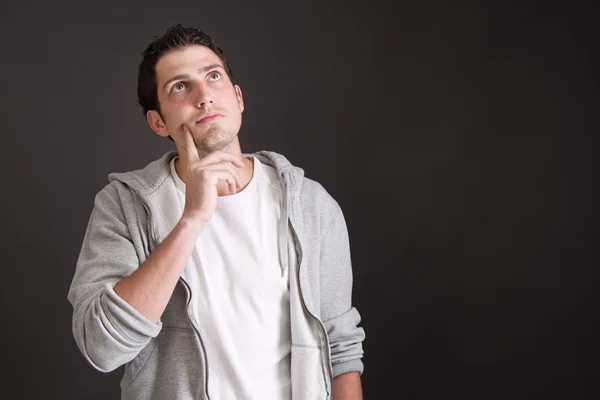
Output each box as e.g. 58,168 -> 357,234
67,187 -> 162,372
319,204 -> 366,377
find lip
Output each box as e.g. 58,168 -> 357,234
196,113 -> 223,124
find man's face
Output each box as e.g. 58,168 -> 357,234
150,45 -> 244,153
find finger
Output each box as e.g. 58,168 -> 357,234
205,163 -> 242,189
201,151 -> 244,168
201,163 -> 242,188
180,125 -> 200,164
209,170 -> 239,192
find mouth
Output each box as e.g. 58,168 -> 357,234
196,113 -> 224,124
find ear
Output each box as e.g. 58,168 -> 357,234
234,85 -> 244,113
147,110 -> 170,138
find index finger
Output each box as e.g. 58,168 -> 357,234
179,125 -> 200,164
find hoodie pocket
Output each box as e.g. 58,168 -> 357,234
291,344 -> 329,399
121,327 -> 201,399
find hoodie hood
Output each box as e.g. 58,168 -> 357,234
107,150 -> 306,273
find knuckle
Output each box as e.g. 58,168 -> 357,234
197,168 -> 209,178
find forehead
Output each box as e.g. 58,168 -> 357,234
155,45 -> 222,84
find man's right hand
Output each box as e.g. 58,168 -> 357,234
179,125 -> 245,225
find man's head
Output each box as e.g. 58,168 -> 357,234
137,24 -> 244,153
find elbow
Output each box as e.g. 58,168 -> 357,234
71,291 -> 153,373
74,318 -> 131,373
86,346 -> 123,373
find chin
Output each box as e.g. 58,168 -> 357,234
197,131 -> 237,153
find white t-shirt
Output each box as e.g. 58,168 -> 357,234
170,156 -> 291,400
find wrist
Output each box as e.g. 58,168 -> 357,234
177,216 -> 207,237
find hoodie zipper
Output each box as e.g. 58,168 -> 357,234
180,278 -> 211,400
134,191 -> 211,400
288,221 -> 334,398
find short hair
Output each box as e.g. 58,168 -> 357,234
137,24 -> 235,139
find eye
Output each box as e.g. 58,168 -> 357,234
207,71 -> 221,81
172,82 -> 186,93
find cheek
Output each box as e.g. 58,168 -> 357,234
227,94 -> 243,114
162,101 -> 195,125
230,110 -> 243,130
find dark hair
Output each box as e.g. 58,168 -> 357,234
137,24 -> 235,139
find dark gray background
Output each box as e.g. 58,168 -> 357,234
1,0 -> 598,398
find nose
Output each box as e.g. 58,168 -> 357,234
193,83 -> 214,108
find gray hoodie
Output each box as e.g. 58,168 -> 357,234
67,150 -> 365,399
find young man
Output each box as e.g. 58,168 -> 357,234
68,24 -> 365,400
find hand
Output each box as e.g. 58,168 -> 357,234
179,125 -> 245,225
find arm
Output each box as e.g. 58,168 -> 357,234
68,186 -> 166,372
319,204 -> 366,395
67,191 -> 208,371
333,372 -> 363,400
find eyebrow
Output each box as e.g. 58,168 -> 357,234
162,64 -> 225,93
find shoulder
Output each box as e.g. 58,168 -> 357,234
299,177 -> 338,207
297,177 -> 342,230
90,180 -> 142,227
94,180 -> 132,206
